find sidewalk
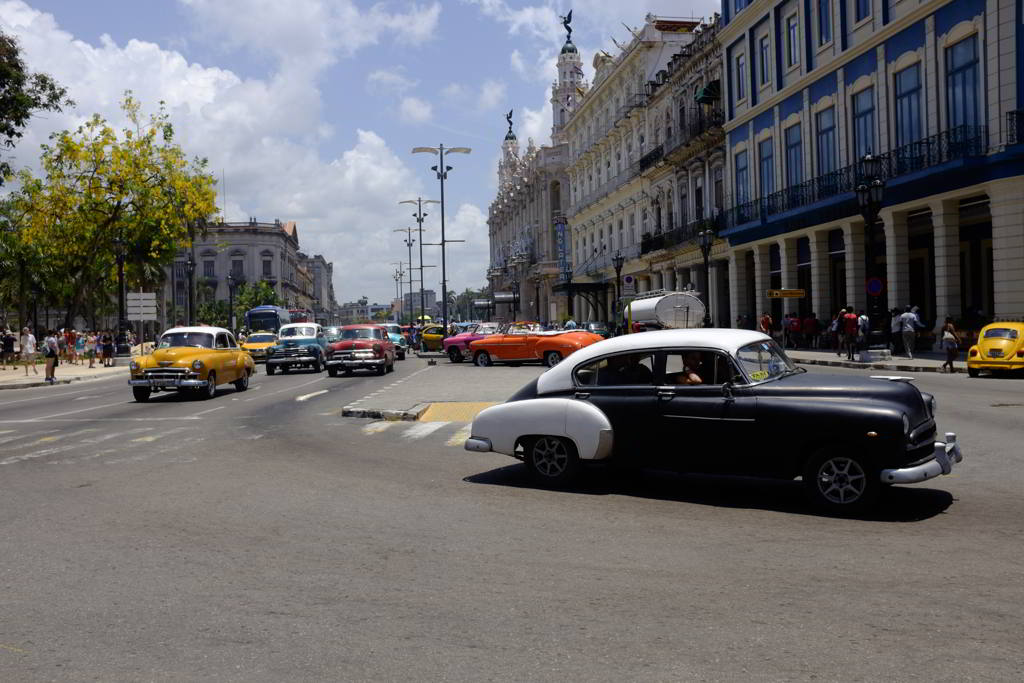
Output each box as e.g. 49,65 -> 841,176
787,348 -> 966,373
0,363 -> 126,390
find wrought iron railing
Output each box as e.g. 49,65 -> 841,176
638,144 -> 664,172
640,215 -> 722,255
724,125 -> 989,229
1008,110 -> 1023,145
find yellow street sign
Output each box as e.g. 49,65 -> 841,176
767,289 -> 806,298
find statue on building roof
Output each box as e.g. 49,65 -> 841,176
561,10 -> 573,42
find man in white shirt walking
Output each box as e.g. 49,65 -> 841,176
897,306 -> 923,359
20,327 -> 38,376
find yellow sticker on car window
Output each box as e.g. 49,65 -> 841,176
750,370 -> 769,381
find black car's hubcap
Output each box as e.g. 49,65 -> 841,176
816,457 -> 866,504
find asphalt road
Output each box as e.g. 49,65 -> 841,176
0,359 -> 1021,681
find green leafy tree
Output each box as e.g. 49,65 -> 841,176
0,29 -> 72,184
18,92 -> 218,327
232,281 -> 282,331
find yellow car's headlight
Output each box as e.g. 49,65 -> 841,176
192,359 -> 204,370
129,360 -> 140,371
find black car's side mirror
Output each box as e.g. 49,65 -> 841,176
722,381 -> 734,401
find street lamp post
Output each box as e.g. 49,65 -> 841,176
855,153 -> 886,322
697,228 -> 715,328
399,198 -> 440,324
393,227 -> 416,325
612,251 -> 625,330
412,144 -> 471,338
227,272 -> 236,332
185,252 -> 196,325
112,236 -> 131,358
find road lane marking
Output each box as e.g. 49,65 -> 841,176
447,425 -> 472,447
0,417 -> 200,424
244,377 -> 324,401
34,435 -> 60,443
296,389 -> 329,402
402,421 -> 450,440
0,428 -> 148,465
194,406 -> 224,416
0,429 -> 59,444
27,401 -> 135,421
0,386 -> 116,407
362,422 -> 394,435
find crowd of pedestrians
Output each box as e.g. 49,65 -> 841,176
0,325 -> 123,383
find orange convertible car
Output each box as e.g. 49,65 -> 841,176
468,322 -> 603,368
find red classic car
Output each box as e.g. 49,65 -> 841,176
443,322 -> 502,363
325,324 -> 396,376
468,322 -> 602,368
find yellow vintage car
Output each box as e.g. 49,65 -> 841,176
240,331 -> 277,362
420,324 -> 444,351
128,326 -> 255,401
967,322 -> 1024,377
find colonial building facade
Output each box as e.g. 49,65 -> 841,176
719,0 -> 1024,329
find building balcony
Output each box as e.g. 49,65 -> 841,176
638,144 -> 665,173
724,124 -> 989,231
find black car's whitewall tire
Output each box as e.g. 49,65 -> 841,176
544,350 -> 562,368
803,448 -> 878,512
474,351 -> 492,367
201,372 -> 217,400
524,436 -> 580,486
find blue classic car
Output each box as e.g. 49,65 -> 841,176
265,323 -> 328,374
389,332 -> 409,360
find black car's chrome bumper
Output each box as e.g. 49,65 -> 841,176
881,433 -> 964,484
464,437 -> 492,452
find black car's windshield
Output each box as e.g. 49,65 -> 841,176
735,340 -> 797,383
342,329 -> 375,340
159,332 -> 214,349
279,326 -> 317,338
246,334 -> 275,344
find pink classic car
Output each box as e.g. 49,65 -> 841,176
443,322 -> 502,363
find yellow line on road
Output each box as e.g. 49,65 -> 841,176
418,402 -> 497,422
0,643 -> 28,653
446,425 -> 472,447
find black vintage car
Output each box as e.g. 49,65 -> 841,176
465,329 -> 963,512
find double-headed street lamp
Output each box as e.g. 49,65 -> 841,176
112,236 -> 130,357
399,198 -> 440,324
185,251 -> 196,326
612,250 -> 625,327
697,228 -> 715,328
227,271 -> 236,332
855,153 -> 886,319
411,145 -> 471,337
393,227 -> 416,325
392,267 -> 405,323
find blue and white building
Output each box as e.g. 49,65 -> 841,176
719,0 -> 1024,330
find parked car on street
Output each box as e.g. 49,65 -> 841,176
420,324 -> 445,351
967,322 -> 1024,377
265,323 -> 328,374
468,322 -> 602,368
325,324 -> 395,376
128,326 -> 254,401
465,329 -> 964,512
389,332 -> 409,360
443,322 -> 501,363
584,321 -> 612,338
240,332 -> 277,363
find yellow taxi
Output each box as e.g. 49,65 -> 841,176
420,324 -> 444,351
128,326 -> 254,401
967,322 -> 1024,377
241,331 -> 278,362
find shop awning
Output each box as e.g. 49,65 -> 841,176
695,80 -> 720,104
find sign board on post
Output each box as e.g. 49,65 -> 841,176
126,292 -> 158,321
554,217 -> 569,280
766,289 -> 806,298
621,274 -> 636,296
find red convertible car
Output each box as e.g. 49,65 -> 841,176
443,322 -> 501,363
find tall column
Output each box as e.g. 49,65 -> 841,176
674,266 -> 687,290
809,230 -> 830,319
729,249 -> 750,327
990,182 -> 1024,318
709,260 -> 726,326
931,199 -> 962,325
779,237 -> 798,291
694,263 -> 708,301
843,221 -> 866,311
663,268 -> 676,291
881,209 -> 910,311
651,270 -> 663,291
752,244 -> 771,317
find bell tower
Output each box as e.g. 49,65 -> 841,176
551,10 -> 585,144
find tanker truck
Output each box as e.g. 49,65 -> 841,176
624,291 -> 707,330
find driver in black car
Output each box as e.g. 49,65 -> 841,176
597,353 -> 654,385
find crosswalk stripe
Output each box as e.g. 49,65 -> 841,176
446,425 -> 471,447
362,422 -> 394,435
402,421 -> 450,440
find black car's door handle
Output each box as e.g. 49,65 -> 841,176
657,390 -> 675,399
574,391 -> 590,400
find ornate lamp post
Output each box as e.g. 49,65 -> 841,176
112,236 -> 131,357
399,198 -> 440,324
411,145 -> 471,338
612,251 -> 625,329
227,271 -> 236,332
185,252 -> 196,325
697,228 -> 715,328
855,153 -> 886,320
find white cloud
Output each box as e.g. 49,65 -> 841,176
520,98 -> 553,147
478,79 -> 506,111
399,96 -> 433,123
0,0 -> 445,305
509,49 -> 526,78
367,67 -> 418,94
441,82 -> 466,99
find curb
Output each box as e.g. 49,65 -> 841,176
793,358 -> 964,373
0,372 -> 123,391
340,402 -> 430,421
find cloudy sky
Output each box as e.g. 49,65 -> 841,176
1,0 -> 718,305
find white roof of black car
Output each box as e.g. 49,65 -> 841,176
536,328 -> 772,394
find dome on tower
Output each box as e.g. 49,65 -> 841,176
561,39 -> 578,54
504,129 -> 517,141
